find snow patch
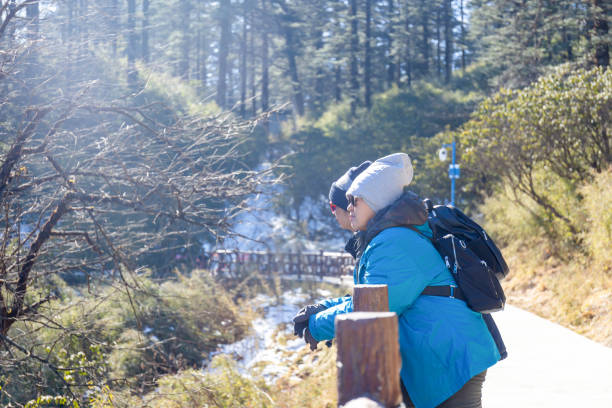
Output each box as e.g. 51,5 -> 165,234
221,180 -> 350,253
208,288 -> 316,384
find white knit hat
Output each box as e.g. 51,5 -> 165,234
346,152 -> 413,213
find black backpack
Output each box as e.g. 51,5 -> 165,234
423,199 -> 508,314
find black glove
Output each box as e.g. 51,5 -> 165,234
304,326 -> 319,351
292,303 -> 328,338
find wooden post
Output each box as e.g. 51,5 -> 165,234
343,398 -> 384,408
236,250 -> 241,277
285,252 -> 290,274
319,249 -> 324,278
353,284 -> 389,312
336,312 -> 402,407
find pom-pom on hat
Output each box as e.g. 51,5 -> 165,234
328,161 -> 372,211
346,153 -> 413,213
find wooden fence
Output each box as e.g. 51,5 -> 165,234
337,284 -> 402,407
208,252 -> 398,405
207,249 -> 355,279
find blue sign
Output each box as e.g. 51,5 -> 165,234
448,164 -> 460,179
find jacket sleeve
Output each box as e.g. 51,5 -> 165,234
308,296 -> 353,341
360,230 -> 440,316
319,295 -> 350,309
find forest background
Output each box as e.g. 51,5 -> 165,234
0,0 -> 610,407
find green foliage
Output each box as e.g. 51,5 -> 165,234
467,0 -> 606,88
1,271 -> 252,405
279,82 -> 482,218
478,168 -> 612,346
103,270 -> 252,391
138,65 -> 221,118
460,65 -> 611,232
580,168 -> 612,272
269,342 -> 338,408
477,165 -> 611,266
140,357 -> 273,408
24,395 -> 71,408
476,169 -> 583,251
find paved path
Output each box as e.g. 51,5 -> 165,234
483,305 -> 612,407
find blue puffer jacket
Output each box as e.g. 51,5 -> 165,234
308,223 -> 501,408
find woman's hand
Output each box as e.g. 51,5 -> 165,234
292,303 -> 328,337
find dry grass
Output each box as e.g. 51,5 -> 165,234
270,337 -> 338,408
501,237 -> 612,347
481,168 -> 612,347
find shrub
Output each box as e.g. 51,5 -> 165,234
580,168 -> 612,272
461,65 -> 611,234
1,270 -> 253,404
139,356 -> 274,408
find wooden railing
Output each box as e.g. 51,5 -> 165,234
337,284 -> 402,407
207,249 -> 355,279
208,253 -> 399,406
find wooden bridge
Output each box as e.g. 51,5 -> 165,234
206,249 -> 355,279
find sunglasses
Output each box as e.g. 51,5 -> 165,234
329,202 -> 337,214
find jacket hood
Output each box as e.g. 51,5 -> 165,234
353,190 -> 428,258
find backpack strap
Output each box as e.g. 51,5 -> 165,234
423,198 -> 434,214
421,285 -> 466,301
405,224 -> 421,235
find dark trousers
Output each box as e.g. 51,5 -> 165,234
401,370 -> 487,408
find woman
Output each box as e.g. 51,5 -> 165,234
292,160 -> 371,344
307,153 -> 501,408
328,160 -> 371,233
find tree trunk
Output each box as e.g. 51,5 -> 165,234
197,0 -> 208,89
25,0 -> 39,81
217,0 -> 232,109
2,193 -> 72,335
334,2 -> 343,102
460,0 -> 466,71
111,0 -> 118,58
335,62 -> 342,102
280,17 -> 304,116
387,0 -> 396,88
201,35 -> 209,89
443,0 -> 453,83
240,1 -> 248,117
591,0 -> 609,67
350,0 -> 359,115
436,6 -> 442,79
364,0 -> 372,109
127,0 -> 137,89
142,0 -> 150,63
249,3 -> 257,115
261,0 -> 269,113
404,8 -> 412,87
178,0 -> 191,79
26,0 -> 39,39
313,28 -> 325,112
227,58 -> 235,107
336,312 -> 402,407
78,0 -> 88,58
420,0 -> 430,76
